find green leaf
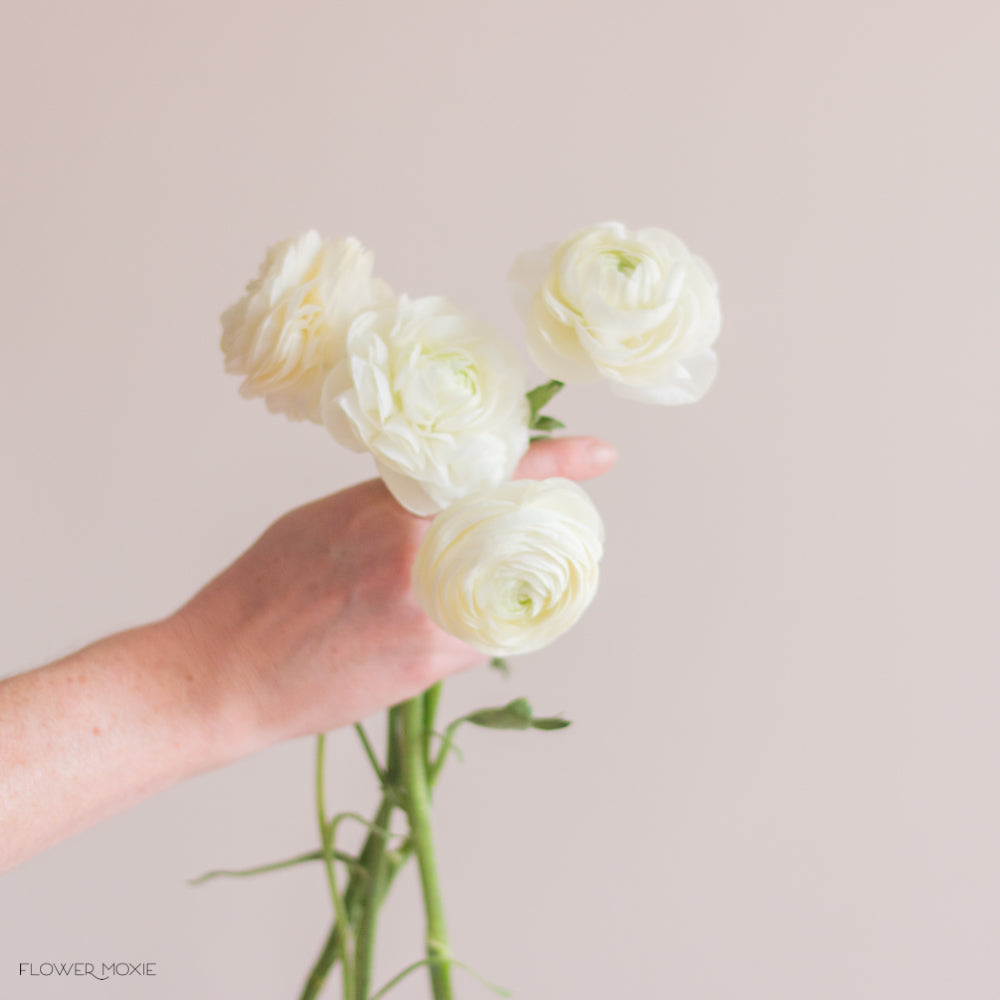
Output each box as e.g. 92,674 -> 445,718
531,716 -> 572,731
530,414 -> 566,433
526,379 -> 564,421
489,656 -> 510,677
465,697 -> 534,730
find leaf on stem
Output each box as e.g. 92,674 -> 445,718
531,716 -> 572,730
463,698 -> 573,732
526,379 -> 566,439
489,656 -> 510,677
531,414 -> 566,433
526,379 -> 564,421
465,698 -> 534,730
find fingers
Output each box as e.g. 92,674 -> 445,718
513,436 -> 617,482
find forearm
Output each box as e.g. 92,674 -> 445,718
0,442 -> 615,874
0,617 -> 253,873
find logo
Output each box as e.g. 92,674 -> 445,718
19,962 -> 157,981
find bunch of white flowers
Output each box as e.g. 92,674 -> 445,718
222,222 -> 721,656
216,222 -> 721,1000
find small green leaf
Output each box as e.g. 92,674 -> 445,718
530,414 -> 566,432
526,379 -> 564,421
489,656 -> 510,677
465,697 -> 534,730
531,717 -> 572,731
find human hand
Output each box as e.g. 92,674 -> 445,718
168,436 -> 617,755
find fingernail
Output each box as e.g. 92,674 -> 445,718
587,441 -> 617,467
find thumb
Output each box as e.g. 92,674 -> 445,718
513,436 -> 617,482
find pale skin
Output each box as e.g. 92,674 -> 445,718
0,436 -> 616,874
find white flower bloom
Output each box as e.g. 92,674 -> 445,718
412,478 -> 604,656
321,295 -> 530,516
509,222 -> 721,405
221,231 -> 392,422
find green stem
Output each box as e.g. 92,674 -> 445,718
354,708 -> 402,1000
422,682 -> 443,774
299,918 -> 342,1000
299,696 -> 459,1000
371,957 -> 511,1000
188,848 -> 361,885
316,733 -> 355,1000
400,695 -> 454,1000
428,720 -> 464,786
299,795 -> 398,1000
354,722 -> 387,786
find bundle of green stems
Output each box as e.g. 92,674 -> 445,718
194,682 -> 490,1000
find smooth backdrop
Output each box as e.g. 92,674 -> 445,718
2,1 -> 998,998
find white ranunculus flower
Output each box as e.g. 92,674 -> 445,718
412,478 -> 604,656
509,221 -> 721,405
321,295 -> 530,516
221,231 -> 392,422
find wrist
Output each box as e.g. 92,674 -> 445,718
150,612 -> 272,770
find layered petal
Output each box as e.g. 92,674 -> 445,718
321,296 -> 530,515
221,231 -> 392,422
508,222 -> 722,405
412,479 -> 604,656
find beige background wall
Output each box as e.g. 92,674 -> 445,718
2,1 -> 998,997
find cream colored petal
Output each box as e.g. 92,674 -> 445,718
411,479 -> 603,656
610,349 -> 718,405
377,461 -> 441,516
526,300 -> 601,384
320,364 -> 367,451
507,243 -> 558,322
